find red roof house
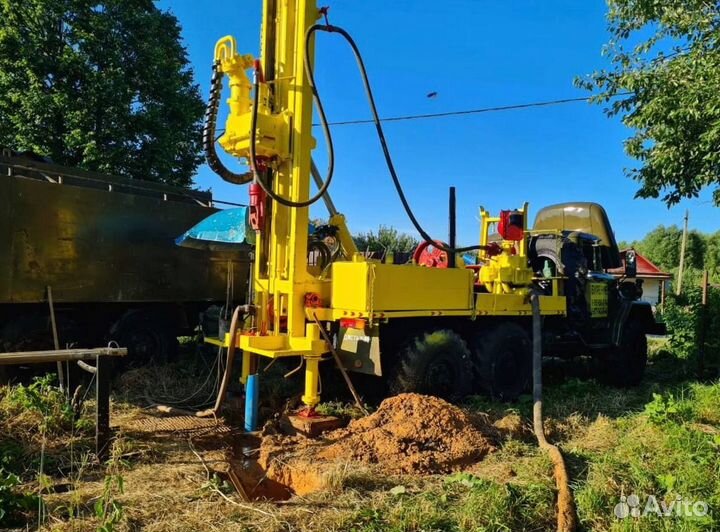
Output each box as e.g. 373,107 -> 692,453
609,249 -> 673,305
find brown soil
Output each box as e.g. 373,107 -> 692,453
249,394 -> 496,498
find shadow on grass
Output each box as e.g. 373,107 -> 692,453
464,343 -> 700,423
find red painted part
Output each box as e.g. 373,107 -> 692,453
304,292 -> 322,308
253,59 -> 265,83
413,240 -> 450,268
498,210 -> 525,241
340,317 -> 366,329
249,182 -> 266,231
297,406 -> 319,418
485,242 -> 502,257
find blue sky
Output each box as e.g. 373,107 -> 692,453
160,0 -> 719,244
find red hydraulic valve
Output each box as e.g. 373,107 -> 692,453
304,292 -> 322,308
249,182 -> 266,231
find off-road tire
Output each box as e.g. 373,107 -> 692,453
389,329 -> 472,401
597,320 -> 647,387
110,312 -> 178,366
473,322 -> 532,401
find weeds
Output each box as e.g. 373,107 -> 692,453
644,392 -> 691,424
315,400 -> 371,420
0,468 -> 37,526
94,441 -> 130,532
95,471 -> 125,532
4,374 -> 75,432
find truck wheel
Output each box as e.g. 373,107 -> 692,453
597,321 -> 647,387
111,313 -> 178,365
389,329 -> 472,400
473,322 -> 532,401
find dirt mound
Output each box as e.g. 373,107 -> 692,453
258,394 -> 495,483
317,393 -> 494,474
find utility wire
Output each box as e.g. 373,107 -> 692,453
313,92 -> 634,127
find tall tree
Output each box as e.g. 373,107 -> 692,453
0,0 -> 204,187
577,0 -> 720,206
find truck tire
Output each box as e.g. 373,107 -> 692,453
473,322 -> 532,401
110,312 -> 178,365
597,321 -> 647,387
389,329 -> 472,400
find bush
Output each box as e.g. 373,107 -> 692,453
660,285 -> 720,373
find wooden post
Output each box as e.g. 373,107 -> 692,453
47,286 -> 65,393
676,210 -> 689,296
660,279 -> 666,306
697,270 -> 709,379
95,354 -> 111,462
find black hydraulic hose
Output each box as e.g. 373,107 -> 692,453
246,25 -> 335,208
311,24 -> 485,254
204,61 -> 253,185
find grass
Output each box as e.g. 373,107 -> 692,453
1,337 -> 719,531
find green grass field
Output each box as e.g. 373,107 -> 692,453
1,338 -> 718,531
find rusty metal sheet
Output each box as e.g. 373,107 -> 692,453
0,157 -> 249,304
125,415 -> 231,435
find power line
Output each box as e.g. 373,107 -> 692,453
313,92 -> 633,127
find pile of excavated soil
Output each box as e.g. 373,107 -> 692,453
259,394 -> 495,480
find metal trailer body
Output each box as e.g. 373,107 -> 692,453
0,151 -> 249,357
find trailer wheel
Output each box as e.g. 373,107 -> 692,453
597,321 -> 647,387
389,329 -> 472,400
473,322 -> 532,401
110,312 -> 178,365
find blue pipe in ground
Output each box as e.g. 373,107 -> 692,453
244,373 -> 260,432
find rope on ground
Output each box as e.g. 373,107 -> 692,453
530,292 -> 577,532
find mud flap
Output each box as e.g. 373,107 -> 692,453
337,324 -> 382,376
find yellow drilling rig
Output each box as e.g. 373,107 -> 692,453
201,0 -> 663,423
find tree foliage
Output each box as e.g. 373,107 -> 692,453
353,225 -> 420,254
0,0 -> 205,187
706,230 -> 720,279
624,224 -> 720,283
632,224 -> 706,272
578,0 -> 720,206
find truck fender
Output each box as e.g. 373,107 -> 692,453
611,300 -> 665,345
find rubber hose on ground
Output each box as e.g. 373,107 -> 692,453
531,292 -> 577,532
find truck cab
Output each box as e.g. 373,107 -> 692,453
529,202 -> 665,386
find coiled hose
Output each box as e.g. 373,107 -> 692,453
203,61 -> 253,185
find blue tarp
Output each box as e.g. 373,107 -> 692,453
175,207 -> 252,251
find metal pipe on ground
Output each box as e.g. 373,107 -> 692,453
531,292 -> 577,532
0,347 -> 127,365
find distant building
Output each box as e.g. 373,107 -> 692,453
609,249 -> 673,306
